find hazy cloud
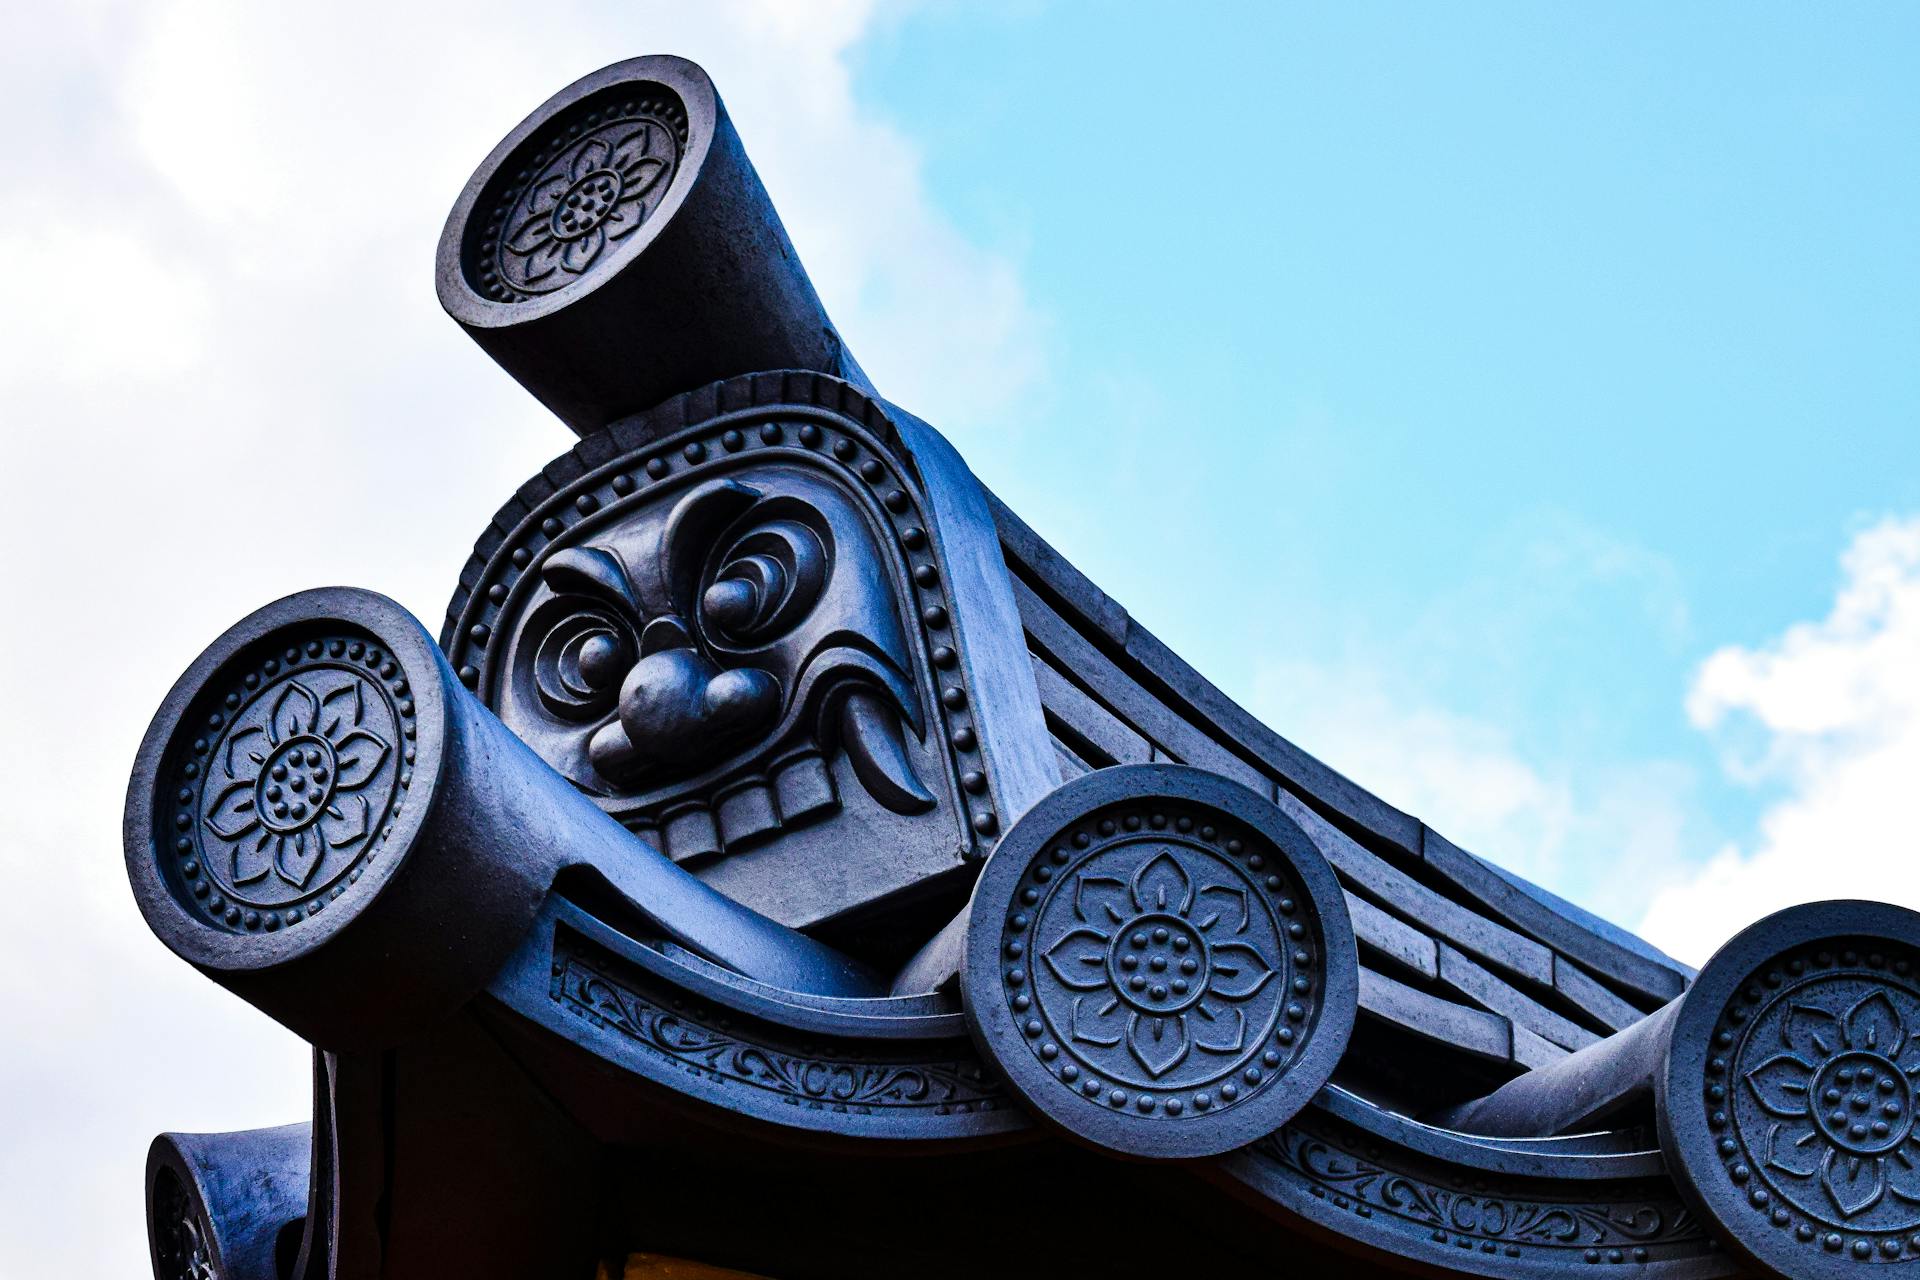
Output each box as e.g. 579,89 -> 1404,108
1251,660 -> 1704,931
1255,516 -> 1920,971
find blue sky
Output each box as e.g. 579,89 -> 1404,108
2,4 -> 1917,1269
841,2 -> 1920,936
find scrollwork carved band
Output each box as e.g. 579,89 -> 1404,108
550,931 -> 1006,1119
1238,1113 -> 1713,1272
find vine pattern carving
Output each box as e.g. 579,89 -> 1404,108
550,937 -> 1004,1115
1248,1118 -> 1708,1267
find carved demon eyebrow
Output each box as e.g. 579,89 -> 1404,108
540,545 -> 641,622
660,477 -> 762,613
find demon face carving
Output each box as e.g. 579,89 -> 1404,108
492,464 -> 939,862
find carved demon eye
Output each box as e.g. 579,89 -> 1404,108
525,545 -> 644,722
698,519 -> 828,647
533,609 -> 635,720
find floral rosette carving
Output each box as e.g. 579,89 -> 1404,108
152,1170 -> 216,1280
965,767 -> 1354,1158
163,636 -> 414,932
1689,931 -> 1920,1268
1730,970 -> 1920,1231
1006,806 -> 1316,1114
1040,845 -> 1286,1087
468,96 -> 686,303
202,680 -> 393,888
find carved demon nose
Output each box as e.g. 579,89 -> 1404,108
586,616 -> 780,780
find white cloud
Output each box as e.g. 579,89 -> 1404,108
1254,514 -> 1920,974
0,4 -> 1040,1273
1640,516 -> 1920,965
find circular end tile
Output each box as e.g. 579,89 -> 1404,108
960,764 -> 1356,1159
124,587 -> 447,974
1659,899 -> 1920,1277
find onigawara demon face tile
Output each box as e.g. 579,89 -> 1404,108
498,465 -> 929,821
443,381 -> 1051,929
